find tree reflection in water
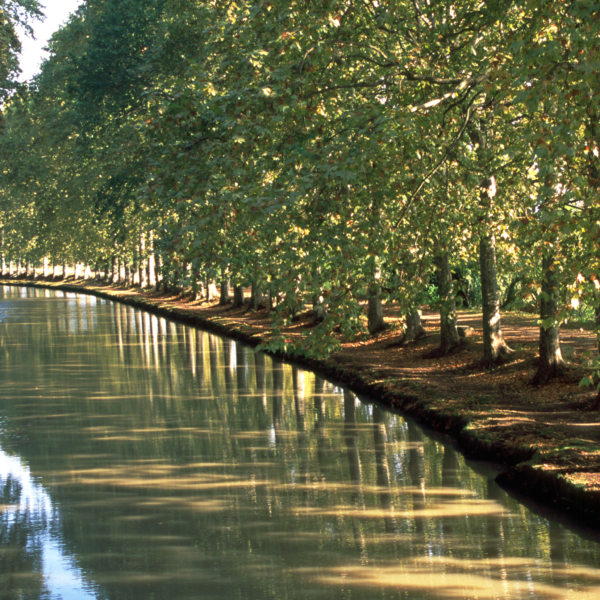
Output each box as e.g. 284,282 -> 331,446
0,285 -> 599,600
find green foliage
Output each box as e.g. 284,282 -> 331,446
1,0 -> 600,372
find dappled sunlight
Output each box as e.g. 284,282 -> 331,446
57,465 -> 275,491
277,483 -> 477,497
313,557 -> 600,599
135,497 -> 229,513
291,499 -> 510,519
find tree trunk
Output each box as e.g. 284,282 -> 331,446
250,282 -> 263,311
219,273 -> 231,305
435,251 -> 461,356
16,260 -> 21,276
74,263 -> 81,279
531,252 -> 564,385
139,258 -> 147,288
9,260 -> 14,276
367,274 -> 385,335
312,293 -> 326,324
148,232 -> 156,286
84,265 -> 91,280
0,229 -> 4,277
111,256 -> 118,283
480,232 -> 511,366
154,251 -> 161,285
42,257 -> 49,278
124,263 -> 131,285
233,285 -> 245,308
62,262 -> 67,279
26,262 -> 31,277
205,272 -> 213,302
139,233 -> 148,288
501,275 -> 524,309
404,309 -> 426,343
595,302 -> 600,353
132,247 -> 140,286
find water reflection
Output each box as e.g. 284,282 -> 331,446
0,285 -> 599,599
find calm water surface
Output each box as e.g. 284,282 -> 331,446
1,285 -> 600,600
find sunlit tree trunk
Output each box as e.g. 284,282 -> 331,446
9,260 -> 14,276
26,262 -> 31,277
205,272 -> 213,301
62,262 -> 68,279
480,229 -> 511,365
532,251 -> 564,384
42,257 -> 49,277
435,251 -> 460,355
84,265 -> 91,280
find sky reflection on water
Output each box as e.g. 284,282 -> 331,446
0,285 -> 600,599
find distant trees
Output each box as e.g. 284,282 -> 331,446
1,0 -> 599,384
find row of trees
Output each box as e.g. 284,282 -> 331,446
1,0 -> 599,384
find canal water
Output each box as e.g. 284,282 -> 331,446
1,286 -> 599,600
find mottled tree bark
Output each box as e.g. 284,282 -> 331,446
480,231 -> 511,366
435,251 -> 461,355
531,252 -> 564,385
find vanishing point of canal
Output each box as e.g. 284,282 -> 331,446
1,286 -> 600,600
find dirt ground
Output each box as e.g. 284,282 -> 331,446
6,277 -> 600,507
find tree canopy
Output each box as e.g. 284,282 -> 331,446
1,0 -> 599,384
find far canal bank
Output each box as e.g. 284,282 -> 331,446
3,275 -> 600,532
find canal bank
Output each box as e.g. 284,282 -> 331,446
3,276 -> 600,531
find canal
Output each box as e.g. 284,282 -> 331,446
1,285 -> 599,599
